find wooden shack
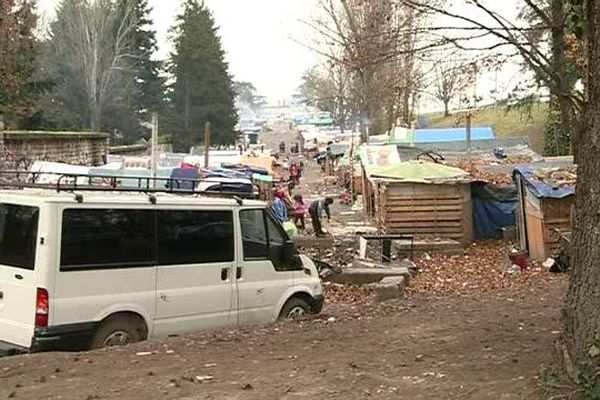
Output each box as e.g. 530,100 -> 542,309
370,161 -> 473,245
359,144 -> 402,219
513,162 -> 576,261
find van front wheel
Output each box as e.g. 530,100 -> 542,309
90,317 -> 144,349
278,297 -> 310,321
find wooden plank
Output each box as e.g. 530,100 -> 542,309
385,221 -> 463,228
384,196 -> 462,202
384,205 -> 463,213
383,226 -> 464,234
385,200 -> 464,209
384,213 -> 463,222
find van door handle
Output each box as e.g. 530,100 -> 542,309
14,274 -> 23,280
221,268 -> 229,281
236,267 -> 242,280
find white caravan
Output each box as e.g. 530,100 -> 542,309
0,190 -> 323,353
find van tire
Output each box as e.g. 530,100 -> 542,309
278,297 -> 310,321
90,317 -> 144,349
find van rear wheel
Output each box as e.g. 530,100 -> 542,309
279,297 -> 310,321
90,317 -> 144,349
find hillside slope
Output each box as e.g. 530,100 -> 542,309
424,103 -> 547,153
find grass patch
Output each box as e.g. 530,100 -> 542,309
424,102 -> 548,154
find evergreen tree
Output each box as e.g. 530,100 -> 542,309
129,0 -> 165,119
0,0 -> 40,128
167,0 -> 236,151
105,0 -> 165,142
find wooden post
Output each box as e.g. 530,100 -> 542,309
151,112 -> 158,188
466,112 -> 472,159
204,121 -> 211,168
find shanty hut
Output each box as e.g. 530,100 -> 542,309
394,137 -> 542,241
359,145 -> 402,217
513,160 -> 576,261
369,161 -> 473,245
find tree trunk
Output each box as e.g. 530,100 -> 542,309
550,0 -> 578,159
562,0 -> 600,378
443,101 -> 450,117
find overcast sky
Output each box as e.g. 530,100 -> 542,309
37,0 -> 527,109
37,0 -> 320,104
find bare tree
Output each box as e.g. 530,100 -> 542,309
305,0 -> 440,136
433,60 -> 466,117
403,0 -> 581,156
298,63 -> 353,129
51,0 -> 137,132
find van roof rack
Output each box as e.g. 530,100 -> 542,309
0,170 -> 258,202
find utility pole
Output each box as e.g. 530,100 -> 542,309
151,112 -> 158,188
466,112 -> 472,159
204,122 -> 211,168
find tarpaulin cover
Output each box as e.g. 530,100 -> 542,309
370,160 -> 470,183
513,165 -> 575,199
170,168 -> 199,190
473,198 -> 516,239
472,182 -> 517,239
471,182 -> 517,202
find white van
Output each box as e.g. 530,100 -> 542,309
0,190 -> 323,354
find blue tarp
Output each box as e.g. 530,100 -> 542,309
513,165 -> 575,199
474,198 -> 516,239
169,168 -> 199,191
413,127 -> 495,143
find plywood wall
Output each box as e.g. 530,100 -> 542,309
376,182 -> 473,245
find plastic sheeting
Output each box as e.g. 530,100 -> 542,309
513,165 -> 575,199
472,182 -> 517,239
473,198 -> 516,239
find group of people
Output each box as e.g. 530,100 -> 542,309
270,188 -> 333,237
279,141 -> 300,155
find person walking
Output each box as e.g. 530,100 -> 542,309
270,190 -> 288,224
308,197 -> 334,237
292,194 -> 307,230
289,162 -> 300,186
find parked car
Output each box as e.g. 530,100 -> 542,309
0,190 -> 323,354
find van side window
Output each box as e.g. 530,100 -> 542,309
157,210 -> 234,265
265,213 -> 288,269
240,209 -> 269,260
61,209 -> 155,271
0,204 -> 39,270
240,209 -> 299,272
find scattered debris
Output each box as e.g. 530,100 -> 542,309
194,375 -> 214,383
324,283 -> 373,304
410,241 -> 559,296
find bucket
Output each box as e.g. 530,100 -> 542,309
509,250 -> 529,271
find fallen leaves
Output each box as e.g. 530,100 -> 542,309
532,167 -> 577,187
409,241 -> 560,296
324,282 -> 374,304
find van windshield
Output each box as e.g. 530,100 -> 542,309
0,203 -> 39,270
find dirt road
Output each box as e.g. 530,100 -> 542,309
0,279 -> 565,400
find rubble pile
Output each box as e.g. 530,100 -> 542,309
300,236 -> 357,271
454,156 -> 533,185
409,241 -> 560,296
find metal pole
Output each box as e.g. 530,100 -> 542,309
350,129 -> 355,202
151,112 -> 158,189
204,121 -> 211,168
466,112 -> 472,159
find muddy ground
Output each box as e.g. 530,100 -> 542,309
0,126 -> 570,399
0,279 -> 566,400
